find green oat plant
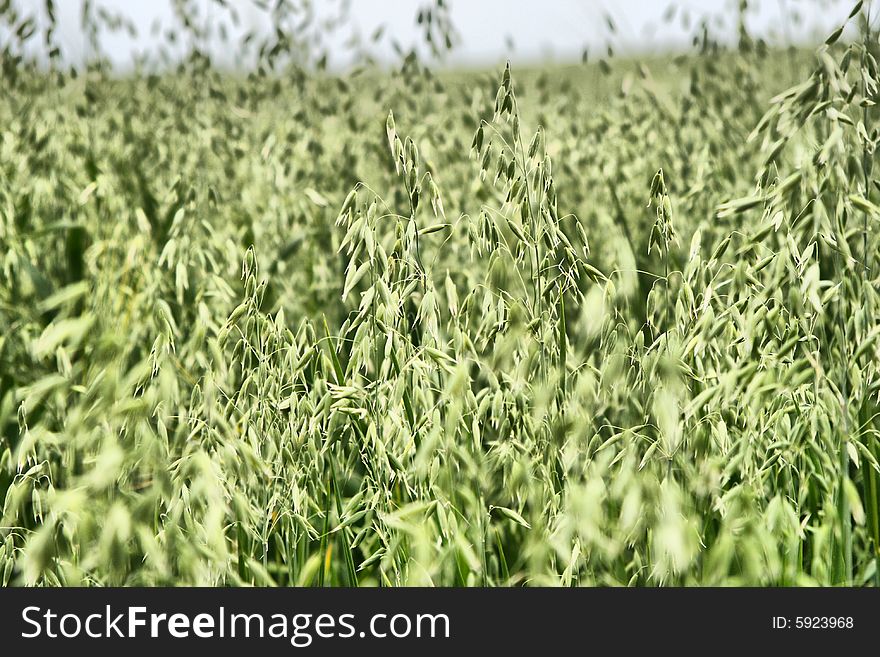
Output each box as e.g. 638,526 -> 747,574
2,1 -> 880,586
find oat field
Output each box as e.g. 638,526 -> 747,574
2,1 -> 880,586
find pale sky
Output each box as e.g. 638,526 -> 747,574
43,0 -> 856,71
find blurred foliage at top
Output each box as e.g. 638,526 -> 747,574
3,1 -> 880,587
